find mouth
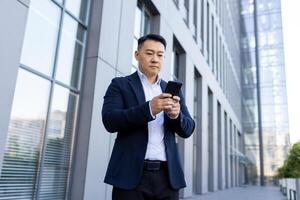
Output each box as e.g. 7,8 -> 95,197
149,65 -> 159,68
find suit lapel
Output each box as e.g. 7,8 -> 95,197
128,72 -> 168,105
128,72 -> 146,104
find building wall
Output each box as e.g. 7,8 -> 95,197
0,0 -> 30,173
0,0 -> 245,199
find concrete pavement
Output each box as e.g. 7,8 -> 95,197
182,186 -> 285,200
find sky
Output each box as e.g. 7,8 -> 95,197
281,0 -> 300,144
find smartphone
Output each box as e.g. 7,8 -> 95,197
164,81 -> 182,96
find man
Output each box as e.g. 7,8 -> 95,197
102,34 -> 195,200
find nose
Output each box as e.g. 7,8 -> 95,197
151,54 -> 159,62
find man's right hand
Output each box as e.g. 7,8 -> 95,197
150,93 -> 173,116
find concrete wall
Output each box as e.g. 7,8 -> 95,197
0,0 -> 30,172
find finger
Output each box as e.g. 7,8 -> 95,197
162,98 -> 174,105
171,108 -> 180,115
172,96 -> 180,102
163,105 -> 173,111
160,93 -> 173,98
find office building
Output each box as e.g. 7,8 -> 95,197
241,0 -> 289,185
0,0 -> 288,199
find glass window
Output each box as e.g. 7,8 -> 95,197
171,48 -> 180,80
132,1 -> 151,72
242,17 -> 254,34
134,6 -> 142,38
267,30 -> 282,46
38,85 -> 78,199
257,0 -> 281,13
20,0 -> 61,76
212,16 -> 215,70
206,2 -> 210,63
200,0 -> 204,50
55,14 -> 85,88
0,0 -> 90,199
258,15 -> 270,31
183,0 -> 189,24
270,13 -> 282,29
193,0 -> 198,40
0,69 -> 50,199
241,0 -> 254,15
65,0 -> 89,23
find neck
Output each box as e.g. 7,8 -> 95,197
138,69 -> 158,84
147,76 -> 157,84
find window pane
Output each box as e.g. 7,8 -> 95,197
65,0 -> 89,22
38,85 -> 78,199
0,69 -> 50,199
20,0 -> 60,76
143,12 -> 150,35
171,49 -> 179,80
134,6 -> 142,38
55,14 -> 85,88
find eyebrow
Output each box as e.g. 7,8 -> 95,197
145,49 -> 165,54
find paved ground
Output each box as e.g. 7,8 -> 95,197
183,186 -> 285,200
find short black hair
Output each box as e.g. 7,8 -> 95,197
137,34 -> 167,49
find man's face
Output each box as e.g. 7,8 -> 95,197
135,39 -> 165,78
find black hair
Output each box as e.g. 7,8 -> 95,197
137,34 -> 167,49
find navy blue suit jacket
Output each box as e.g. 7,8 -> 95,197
102,72 -> 195,190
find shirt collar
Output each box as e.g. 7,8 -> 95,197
137,69 -> 161,85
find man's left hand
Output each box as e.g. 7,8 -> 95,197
164,96 -> 180,119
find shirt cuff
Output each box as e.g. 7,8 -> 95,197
148,101 -> 156,119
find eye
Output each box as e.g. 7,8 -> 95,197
146,52 -> 154,56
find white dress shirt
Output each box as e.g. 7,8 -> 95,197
137,70 -> 167,161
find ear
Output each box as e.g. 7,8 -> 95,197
134,50 -> 139,60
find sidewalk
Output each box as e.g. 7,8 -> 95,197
183,186 -> 284,200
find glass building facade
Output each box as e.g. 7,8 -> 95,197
241,0 -> 289,184
0,0 -> 289,199
0,0 -> 90,199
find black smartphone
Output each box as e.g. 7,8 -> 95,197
164,81 -> 182,96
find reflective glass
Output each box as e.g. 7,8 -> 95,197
258,15 -> 270,31
268,31 -> 282,46
0,69 -> 50,199
20,0 -> 60,76
243,17 -> 254,33
65,0 -> 89,22
183,0 -> 188,23
38,85 -> 78,199
257,0 -> 281,12
132,2 -> 151,69
55,14 -> 85,88
143,12 -> 150,35
241,2 -> 254,16
134,7 -> 142,38
270,13 -> 282,29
